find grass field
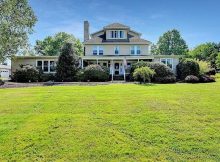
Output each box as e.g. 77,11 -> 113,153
0,76 -> 220,161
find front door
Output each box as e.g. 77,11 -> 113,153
114,63 -> 119,75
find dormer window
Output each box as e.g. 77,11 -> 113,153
110,30 -> 125,39
93,46 -> 104,55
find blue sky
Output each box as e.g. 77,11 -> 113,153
29,0 -> 220,48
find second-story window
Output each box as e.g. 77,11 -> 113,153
114,46 -> 120,55
93,46 -> 104,55
110,30 -> 125,39
130,46 -> 141,55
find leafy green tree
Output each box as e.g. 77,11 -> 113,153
188,43 -> 219,68
133,66 -> 155,83
0,0 -> 37,62
157,29 -> 188,55
35,32 -> 83,56
216,53 -> 220,69
150,43 -> 158,55
56,43 -> 79,81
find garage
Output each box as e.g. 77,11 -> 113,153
0,65 -> 11,80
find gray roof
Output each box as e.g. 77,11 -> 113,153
103,23 -> 130,29
85,37 -> 151,44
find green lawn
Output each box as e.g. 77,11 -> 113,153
0,76 -> 220,161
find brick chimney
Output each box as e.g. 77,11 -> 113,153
84,21 -> 89,42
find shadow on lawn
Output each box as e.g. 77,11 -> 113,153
135,83 -> 156,87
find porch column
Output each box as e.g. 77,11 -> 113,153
111,59 -> 114,81
138,58 -> 140,62
97,59 -> 98,65
81,59 -> 84,69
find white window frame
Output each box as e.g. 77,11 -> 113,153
109,30 -> 125,39
130,45 -> 141,55
36,60 -> 56,73
160,58 -> 173,70
93,46 -> 104,55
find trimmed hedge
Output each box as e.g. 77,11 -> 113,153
13,66 -> 39,83
185,75 -> 199,83
80,65 -> 109,82
177,59 -> 200,80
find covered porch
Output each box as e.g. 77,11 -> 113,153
81,56 -> 154,80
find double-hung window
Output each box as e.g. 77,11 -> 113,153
130,46 -> 141,55
93,46 -> 104,55
160,58 -> 173,69
114,46 -> 120,55
36,60 -> 56,73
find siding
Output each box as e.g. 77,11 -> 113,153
11,58 -> 58,73
85,44 -> 150,56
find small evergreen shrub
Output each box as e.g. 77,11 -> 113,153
133,67 -> 155,83
82,65 -> 109,82
199,75 -> 215,83
177,59 -> 200,80
185,75 -> 199,83
154,76 -> 176,84
13,65 -> 39,82
0,79 -> 4,86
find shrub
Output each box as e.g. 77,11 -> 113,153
13,65 -> 39,82
154,76 -> 176,84
147,62 -> 174,78
39,73 -> 56,82
177,59 -> 200,80
82,65 -> 109,82
133,67 -> 155,83
130,61 -> 149,74
206,68 -> 216,76
131,61 -> 174,78
56,43 -> 79,82
185,75 -> 199,83
199,75 -> 215,83
195,59 -> 210,75
0,79 -> 4,86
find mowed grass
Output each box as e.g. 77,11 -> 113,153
0,76 -> 220,161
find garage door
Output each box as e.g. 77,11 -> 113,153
0,70 -> 9,79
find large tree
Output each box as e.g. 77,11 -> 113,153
35,32 -> 83,56
157,29 -> 188,55
56,43 -> 79,82
188,42 -> 219,68
0,0 -> 37,62
215,53 -> 220,69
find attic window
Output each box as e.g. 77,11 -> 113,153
110,30 -> 125,39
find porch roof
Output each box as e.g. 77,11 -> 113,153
81,55 -> 154,60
